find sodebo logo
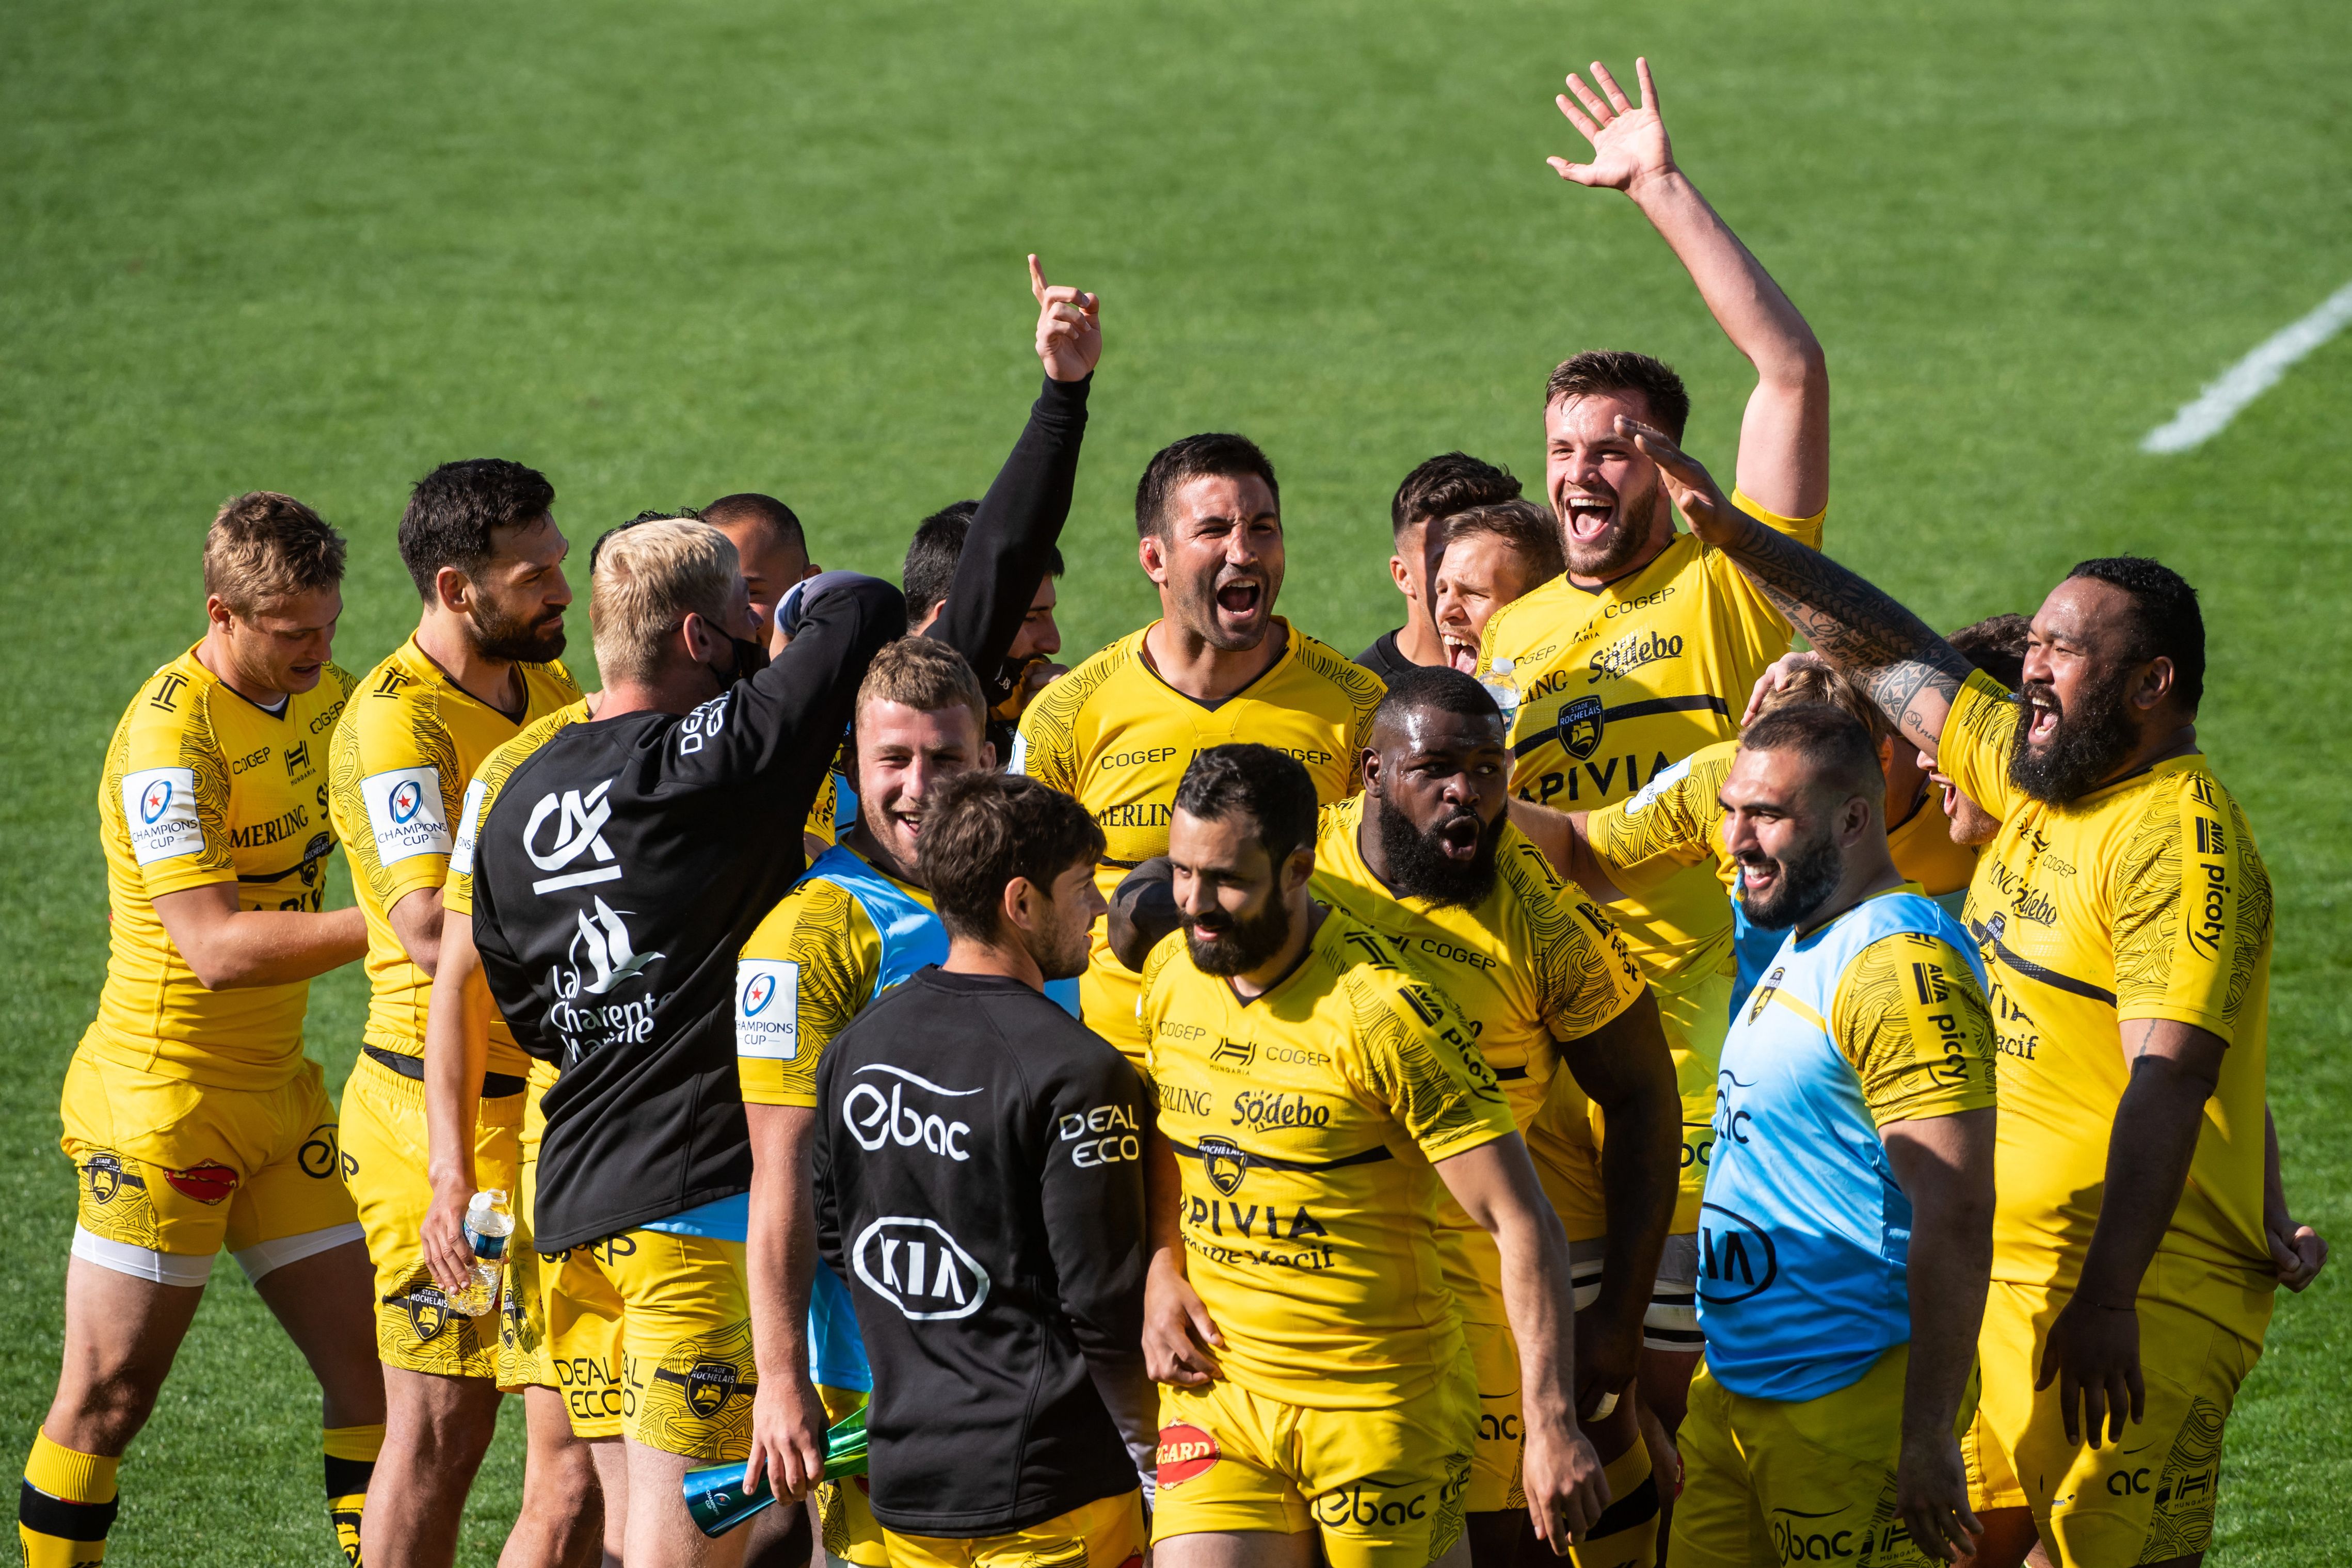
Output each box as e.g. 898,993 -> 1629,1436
852,1217 -> 990,1320
844,1064 -> 981,1162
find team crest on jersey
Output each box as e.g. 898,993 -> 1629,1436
1197,1136 -> 1250,1196
1747,967 -> 1784,1024
1556,696 -> 1605,761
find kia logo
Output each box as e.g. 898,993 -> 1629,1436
141,781 -> 172,822
852,1217 -> 990,1321
390,779 -> 423,824
742,973 -> 777,1016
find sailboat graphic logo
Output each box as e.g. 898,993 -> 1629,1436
570,897 -> 663,995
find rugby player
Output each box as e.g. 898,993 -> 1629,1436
1105,670 -> 1678,1567
703,492 -> 818,632
1427,501 -> 1564,675
24,495 -> 381,1568
1915,616 -> 2029,848
903,498 -> 1068,751
1140,744 -> 1609,1568
420,520 -> 901,1567
327,458 -> 597,1568
1470,54 -> 1833,1469
1622,418 -> 2293,1567
1359,454 -> 1526,680
730,259 -> 1103,1567
812,771 -> 1148,1568
1016,433 -> 1386,1066
1673,703 -> 1996,1566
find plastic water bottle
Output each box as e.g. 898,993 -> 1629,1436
450,1189 -> 512,1318
683,1407 -> 870,1538
1481,656 -> 1521,730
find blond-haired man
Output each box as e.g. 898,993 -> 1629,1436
23,493 -> 384,1568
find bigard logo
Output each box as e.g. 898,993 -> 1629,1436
1556,696 -> 1605,761
852,1216 -> 990,1320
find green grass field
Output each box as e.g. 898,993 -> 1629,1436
4,1 -> 2347,1560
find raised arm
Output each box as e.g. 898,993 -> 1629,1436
1622,418 -> 1975,759
1551,58 -> 1828,519
932,255 -> 1099,701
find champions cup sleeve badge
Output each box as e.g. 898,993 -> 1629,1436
1557,696 -> 1606,761
1197,1136 -> 1249,1196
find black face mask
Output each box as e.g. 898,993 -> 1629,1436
728,635 -> 771,681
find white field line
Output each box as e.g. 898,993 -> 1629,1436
2141,278 -> 2352,453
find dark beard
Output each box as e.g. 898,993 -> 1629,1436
1740,831 -> 1846,930
471,599 -> 566,664
1186,892 -> 1294,977
1375,797 -> 1503,909
2006,670 -> 2138,805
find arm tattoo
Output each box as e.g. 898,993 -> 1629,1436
1716,511 -> 1974,748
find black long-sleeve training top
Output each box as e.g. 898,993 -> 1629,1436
815,968 -> 1147,1537
469,373 -> 1091,1252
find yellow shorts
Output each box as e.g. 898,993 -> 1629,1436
1153,1367 -> 1475,1568
340,1052 -> 524,1380
1963,1272 -> 2265,1564
1526,966 -> 1727,1243
884,1490 -> 1144,1568
1673,1344 -> 1971,1568
62,1049 -> 359,1285
551,1227 -> 754,1460
815,1385 -> 889,1568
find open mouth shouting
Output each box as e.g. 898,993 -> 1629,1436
1210,570 -> 1267,631
2022,683 -> 2061,748
1440,633 -> 1480,675
1561,488 -> 1618,548
1431,810 -> 1483,862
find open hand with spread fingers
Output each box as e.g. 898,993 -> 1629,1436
1549,56 -> 1674,194
1029,253 -> 1101,383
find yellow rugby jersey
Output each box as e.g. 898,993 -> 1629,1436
329,636 -> 580,1073
806,769 -> 839,850
442,700 -> 593,921
733,844 -> 935,1109
85,646 -> 356,1091
1015,620 -> 1384,1061
1942,671 -> 2275,1332
1140,909 -> 1519,1409
1477,492 -> 1821,979
1812,918 -> 2001,1128
1309,796 -> 1643,1129
1590,738 -> 1980,904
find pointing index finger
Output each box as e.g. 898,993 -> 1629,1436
1028,253 -> 1048,305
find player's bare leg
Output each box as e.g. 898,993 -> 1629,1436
1153,1531 -> 1320,1568
589,1437 -> 628,1565
39,1257 -> 208,1457
365,1366 -> 501,1567
253,1239 -> 389,1562
500,1386 -> 606,1568
623,1437 -> 747,1568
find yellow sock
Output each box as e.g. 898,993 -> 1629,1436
20,1430 -> 119,1568
1566,1438 -> 1658,1568
323,1422 -> 383,1567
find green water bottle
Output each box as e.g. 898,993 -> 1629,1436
682,1408 -> 869,1539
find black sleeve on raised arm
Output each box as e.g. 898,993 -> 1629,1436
931,375 -> 1091,705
